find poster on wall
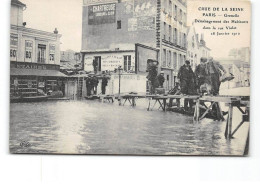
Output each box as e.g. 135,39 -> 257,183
10,36 -> 18,61
49,44 -> 56,62
83,0 -> 117,6
137,16 -> 155,30
84,56 -> 94,71
133,0 -> 156,17
88,3 -> 116,25
101,55 -> 124,71
25,40 -> 33,62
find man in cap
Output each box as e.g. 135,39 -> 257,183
195,57 -> 211,94
177,60 -> 196,95
177,60 -> 197,112
206,57 -> 226,96
157,71 -> 165,88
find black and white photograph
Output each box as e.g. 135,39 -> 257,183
9,0 -> 251,156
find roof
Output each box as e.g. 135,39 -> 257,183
10,68 -> 67,77
11,0 -> 26,7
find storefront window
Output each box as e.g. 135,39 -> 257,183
38,44 -> 46,63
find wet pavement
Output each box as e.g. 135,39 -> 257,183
9,99 -> 249,155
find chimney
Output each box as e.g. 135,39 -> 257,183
54,28 -> 58,34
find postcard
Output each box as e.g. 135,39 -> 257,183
9,0 -> 250,155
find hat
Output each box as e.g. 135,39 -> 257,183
185,60 -> 190,65
160,71 -> 164,74
200,57 -> 207,63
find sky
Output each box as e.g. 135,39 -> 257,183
22,0 -> 83,51
20,0 -> 251,57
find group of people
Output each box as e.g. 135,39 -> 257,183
173,57 -> 226,112
86,75 -> 108,96
177,57 -> 226,96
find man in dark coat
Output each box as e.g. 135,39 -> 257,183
101,76 -> 108,95
92,76 -> 99,95
86,77 -> 92,96
195,57 -> 212,94
157,71 -> 165,88
177,60 -> 197,112
177,60 -> 197,95
146,65 -> 158,94
206,58 -> 226,96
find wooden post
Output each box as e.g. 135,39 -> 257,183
228,103 -> 233,138
196,99 -> 200,123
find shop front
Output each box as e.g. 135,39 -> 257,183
10,62 -> 67,99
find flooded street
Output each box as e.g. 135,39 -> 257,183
9,99 -> 248,155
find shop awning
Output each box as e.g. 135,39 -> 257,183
10,68 -> 68,77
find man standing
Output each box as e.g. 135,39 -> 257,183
146,65 -> 158,94
177,60 -> 197,112
157,71 -> 165,88
195,57 -> 211,94
206,57 -> 226,96
101,76 -> 108,95
177,60 -> 196,95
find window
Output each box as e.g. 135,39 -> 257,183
37,44 -> 46,63
163,49 -> 166,67
183,33 -> 186,48
94,56 -> 101,71
169,0 -> 172,15
174,5 -> 178,20
169,25 -> 172,42
124,55 -> 131,72
173,52 -> 177,69
163,22 -> 167,40
117,20 -> 121,29
25,41 -> 33,62
174,28 -> 177,44
168,51 -> 171,67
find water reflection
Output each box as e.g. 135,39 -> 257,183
9,100 -> 248,155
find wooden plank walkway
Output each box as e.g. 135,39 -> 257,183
87,94 -> 250,139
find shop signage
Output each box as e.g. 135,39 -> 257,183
11,61 -> 60,71
49,44 -> 56,62
88,3 -> 116,25
10,36 -> 18,61
25,40 -> 33,62
83,0 -> 117,6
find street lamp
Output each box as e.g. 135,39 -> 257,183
117,66 -> 123,95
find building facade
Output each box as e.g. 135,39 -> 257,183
81,0 -> 188,91
10,0 -> 65,98
187,25 -> 211,71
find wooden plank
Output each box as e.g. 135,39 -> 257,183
228,104 -> 233,138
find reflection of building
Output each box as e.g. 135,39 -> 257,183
187,25 -> 211,71
10,0 -> 66,98
81,0 -> 188,91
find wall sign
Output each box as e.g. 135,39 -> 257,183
88,3 -> 116,25
11,61 -> 60,71
10,36 -> 18,61
133,0 -> 156,17
49,44 -> 56,62
25,40 -> 33,62
83,0 -> 117,6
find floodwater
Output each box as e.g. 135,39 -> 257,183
9,99 -> 249,155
